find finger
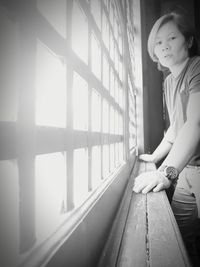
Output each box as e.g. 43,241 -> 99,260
153,183 -> 164,192
133,182 -> 146,193
142,181 -> 157,194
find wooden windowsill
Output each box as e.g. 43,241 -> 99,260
98,160 -> 192,267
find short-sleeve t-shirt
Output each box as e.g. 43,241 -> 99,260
163,56 -> 200,166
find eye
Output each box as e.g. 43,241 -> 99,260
169,36 -> 176,41
155,40 -> 162,46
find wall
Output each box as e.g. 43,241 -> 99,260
140,0 -> 164,153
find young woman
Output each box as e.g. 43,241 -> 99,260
132,12 -> 200,266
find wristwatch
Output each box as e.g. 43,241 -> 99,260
159,165 -> 179,181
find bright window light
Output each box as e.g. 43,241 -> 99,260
72,1 -> 88,64
102,11 -> 109,50
110,33 -> 114,61
115,80 -> 119,103
115,110 -> 119,135
119,142 -> 124,162
102,99 -> 109,133
35,152 -> 67,243
114,16 -> 118,40
103,54 -> 109,90
119,114 -> 123,135
73,148 -> 88,207
110,143 -> 115,172
110,106 -> 115,134
91,33 -> 101,80
114,45 -> 118,71
73,72 -> 88,131
110,68 -> 115,98
103,145 -> 109,178
119,86 -> 124,109
119,59 -> 123,81
91,0 -> 101,30
37,0 -> 66,38
104,0 -> 109,10
119,27 -> 123,55
91,146 -> 101,189
115,142 -> 119,167
91,89 -> 101,132
36,41 -> 66,128
109,2 -> 114,27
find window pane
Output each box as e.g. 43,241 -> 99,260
119,86 -> 124,109
102,11 -> 109,50
115,142 -> 119,167
91,89 -> 101,132
91,146 -> 101,189
102,99 -> 109,133
119,114 -> 123,135
109,2 -> 114,27
115,80 -> 119,103
110,68 -> 115,98
114,16 -> 118,40
119,59 -> 123,81
91,0 -> 101,30
110,143 -> 115,172
35,153 -> 67,243
103,54 -> 109,90
74,148 -> 88,207
115,110 -> 119,135
72,1 -> 88,64
104,0 -> 109,10
91,33 -> 101,80
119,25 -> 123,55
119,142 -> 124,162
73,72 -> 88,131
37,0 -> 66,38
110,33 -> 114,61
36,41 -> 66,127
114,45 -> 118,71
110,106 -> 115,134
103,145 -> 109,178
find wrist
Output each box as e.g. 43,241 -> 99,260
151,153 -> 158,163
158,165 -> 179,182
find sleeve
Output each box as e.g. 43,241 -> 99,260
188,58 -> 200,94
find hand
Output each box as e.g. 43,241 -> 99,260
139,154 -> 155,163
132,170 -> 171,194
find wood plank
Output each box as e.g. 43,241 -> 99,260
117,193 -> 147,267
147,191 -> 192,267
97,162 -> 139,267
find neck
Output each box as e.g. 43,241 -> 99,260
169,57 -> 189,78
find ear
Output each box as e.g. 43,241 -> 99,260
188,36 -> 193,48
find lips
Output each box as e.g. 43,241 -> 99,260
164,54 -> 172,58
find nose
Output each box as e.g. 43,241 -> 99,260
162,42 -> 169,51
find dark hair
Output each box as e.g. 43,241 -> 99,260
148,12 -> 199,63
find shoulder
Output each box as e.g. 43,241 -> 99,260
186,56 -> 200,93
187,56 -> 200,76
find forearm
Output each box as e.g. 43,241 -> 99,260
152,138 -> 172,163
162,121 -> 200,172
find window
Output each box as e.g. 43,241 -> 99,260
0,0 -> 138,265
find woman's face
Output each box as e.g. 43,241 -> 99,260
154,21 -> 189,69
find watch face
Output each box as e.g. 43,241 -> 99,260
164,166 -> 179,180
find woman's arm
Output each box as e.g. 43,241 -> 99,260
133,92 -> 200,194
162,92 -> 200,172
139,137 -> 172,163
